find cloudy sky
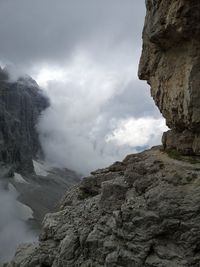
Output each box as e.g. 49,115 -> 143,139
0,0 -> 167,174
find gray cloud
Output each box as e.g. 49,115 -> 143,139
36,51 -> 166,175
104,80 -> 161,120
0,0 -> 166,173
0,0 -> 145,69
0,0 -> 168,261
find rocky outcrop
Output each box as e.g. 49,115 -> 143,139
5,146 -> 200,267
138,0 -> 200,155
0,67 -> 48,172
3,1 -> 200,266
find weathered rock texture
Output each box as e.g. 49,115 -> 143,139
138,0 -> 200,155
0,67 -> 48,172
5,147 -> 200,267
4,1 -> 200,267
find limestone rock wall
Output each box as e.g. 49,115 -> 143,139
139,0 -> 200,154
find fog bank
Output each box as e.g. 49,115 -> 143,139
0,183 -> 36,262
36,52 -> 167,175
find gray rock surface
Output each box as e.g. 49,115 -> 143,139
4,1 -> 200,266
5,147 -> 200,267
139,0 -> 200,155
0,67 -> 48,172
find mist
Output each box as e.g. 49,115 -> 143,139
0,183 -> 36,262
0,0 -> 170,264
36,51 -> 167,175
0,0 -> 167,176
0,0 -> 167,175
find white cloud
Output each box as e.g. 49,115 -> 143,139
35,67 -> 66,88
36,51 -> 166,175
106,117 -> 168,147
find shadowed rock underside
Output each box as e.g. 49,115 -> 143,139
139,0 -> 200,155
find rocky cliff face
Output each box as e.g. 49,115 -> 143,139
3,1 -> 200,266
5,147 -> 200,267
138,0 -> 200,155
0,67 -> 48,172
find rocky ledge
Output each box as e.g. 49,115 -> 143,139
139,0 -> 200,155
4,146 -> 200,267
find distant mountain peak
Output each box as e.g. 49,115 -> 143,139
0,70 -> 49,173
